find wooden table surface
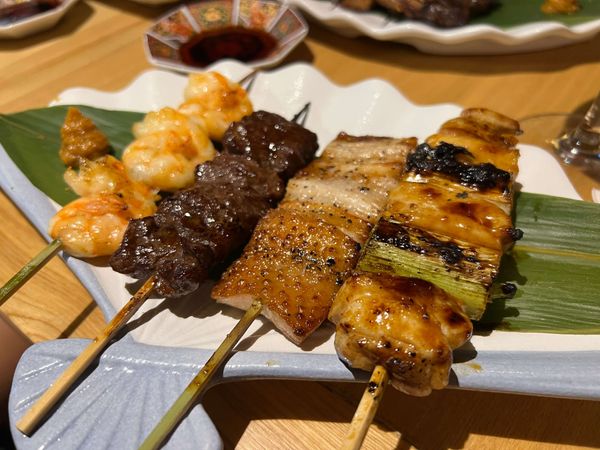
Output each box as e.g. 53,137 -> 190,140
1,1 -> 600,449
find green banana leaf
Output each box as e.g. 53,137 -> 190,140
0,106 -> 599,334
470,0 -> 600,28
479,192 -> 600,334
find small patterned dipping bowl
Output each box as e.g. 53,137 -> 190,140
144,0 -> 309,71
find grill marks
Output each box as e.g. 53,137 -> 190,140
110,111 -> 318,297
212,134 -> 416,344
406,142 -> 512,192
329,273 -> 472,396
328,108 -> 521,396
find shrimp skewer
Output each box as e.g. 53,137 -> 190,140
0,70 -> 254,306
121,72 -> 253,192
122,107 -> 216,192
0,107 -> 119,305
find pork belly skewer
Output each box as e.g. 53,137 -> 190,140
333,108 -> 522,449
140,133 -> 417,449
0,71 -> 254,306
16,108 -> 317,436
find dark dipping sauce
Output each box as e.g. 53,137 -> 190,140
179,26 -> 278,68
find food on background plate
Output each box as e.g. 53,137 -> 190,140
337,0 -> 583,27
339,0 -> 499,28
0,0 -> 61,26
541,0 -> 580,14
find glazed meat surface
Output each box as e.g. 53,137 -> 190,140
212,209 -> 361,343
329,273 -> 472,396
213,134 -> 416,344
385,180 -> 516,251
110,111 -> 319,297
222,110 -> 319,180
110,155 -> 283,296
329,108 -> 520,396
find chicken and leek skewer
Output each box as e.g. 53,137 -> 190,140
333,108 -> 522,448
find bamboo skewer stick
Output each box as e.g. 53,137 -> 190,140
16,275 -> 156,436
138,104 -> 311,449
139,299 -> 263,450
0,239 -> 62,307
341,365 -> 389,450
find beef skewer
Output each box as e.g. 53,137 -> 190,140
16,107 -> 318,436
140,133 -> 417,449
0,71 -> 256,307
335,108 -> 522,449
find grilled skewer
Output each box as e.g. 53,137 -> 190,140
140,133 -> 417,448
213,134 -> 416,342
15,108 -> 318,435
334,108 -> 522,448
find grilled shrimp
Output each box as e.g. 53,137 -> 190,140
63,155 -> 158,217
48,194 -> 133,257
179,72 -> 253,141
123,107 -> 215,192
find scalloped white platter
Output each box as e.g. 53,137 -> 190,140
4,61 -> 600,449
284,0 -> 600,54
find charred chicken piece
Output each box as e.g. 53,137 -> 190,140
329,273 -> 472,396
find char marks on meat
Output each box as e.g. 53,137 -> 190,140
329,108 -> 521,395
222,110 -> 319,180
110,111 -> 318,297
213,134 -> 416,344
330,273 -> 472,396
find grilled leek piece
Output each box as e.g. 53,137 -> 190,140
358,108 -> 522,319
358,217 -> 501,319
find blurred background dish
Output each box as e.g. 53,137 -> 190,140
284,0 -> 600,54
0,0 -> 79,39
143,0 -> 309,72
128,0 -> 179,4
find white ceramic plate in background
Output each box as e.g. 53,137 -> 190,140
284,0 -> 600,54
0,0 -> 79,39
